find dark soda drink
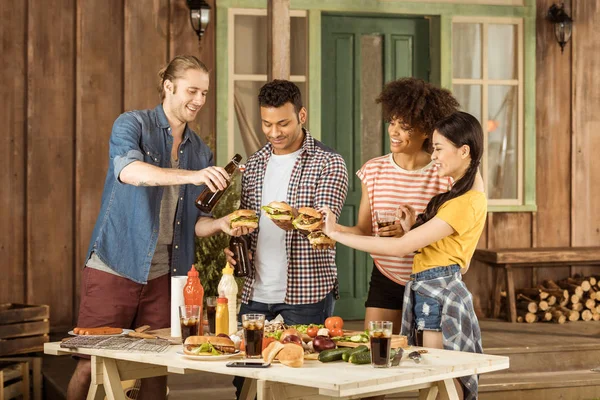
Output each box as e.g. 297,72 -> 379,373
370,334 -> 392,367
377,221 -> 395,229
229,236 -> 250,277
242,316 -> 265,358
195,154 -> 242,213
180,317 -> 199,342
206,305 -> 216,334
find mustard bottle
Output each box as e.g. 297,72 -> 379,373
215,297 -> 229,336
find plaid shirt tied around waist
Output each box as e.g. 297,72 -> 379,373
240,130 -> 349,305
401,271 -> 483,400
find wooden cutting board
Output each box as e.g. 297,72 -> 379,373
335,331 -> 408,349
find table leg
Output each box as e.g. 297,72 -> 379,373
240,378 -> 257,400
506,265 -> 517,322
257,380 -> 288,400
492,266 -> 503,318
86,383 -> 106,400
437,378 -> 459,400
101,358 -> 127,400
418,385 -> 438,400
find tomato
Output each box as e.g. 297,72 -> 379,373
329,327 -> 343,337
262,336 -> 277,351
306,325 -> 319,338
325,316 -> 344,331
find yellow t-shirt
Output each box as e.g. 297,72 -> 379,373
413,190 -> 487,273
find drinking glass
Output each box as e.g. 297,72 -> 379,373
369,321 -> 393,368
179,305 -> 201,343
242,314 -> 265,359
205,296 -> 217,335
375,210 -> 396,236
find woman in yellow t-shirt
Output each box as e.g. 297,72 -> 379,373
321,111 -> 485,399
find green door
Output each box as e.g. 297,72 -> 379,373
321,15 -> 430,319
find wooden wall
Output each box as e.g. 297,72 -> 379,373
465,0 -> 600,316
0,0 -> 216,332
1,0 -> 599,331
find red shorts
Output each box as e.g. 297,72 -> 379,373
77,267 -> 170,332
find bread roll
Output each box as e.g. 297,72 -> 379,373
276,343 -> 304,368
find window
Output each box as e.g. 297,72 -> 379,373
452,17 -> 524,207
227,8 -> 308,162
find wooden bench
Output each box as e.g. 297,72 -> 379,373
473,247 -> 600,322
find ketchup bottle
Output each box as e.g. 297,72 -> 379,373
183,265 -> 204,335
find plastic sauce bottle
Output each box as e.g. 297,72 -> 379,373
218,263 -> 239,334
215,297 -> 229,336
195,154 -> 243,213
183,265 -> 204,335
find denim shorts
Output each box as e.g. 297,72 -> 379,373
411,265 -> 461,331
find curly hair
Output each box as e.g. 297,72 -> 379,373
258,79 -> 303,115
376,78 -> 459,149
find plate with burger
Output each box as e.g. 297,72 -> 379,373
179,335 -> 240,360
261,201 -> 294,222
229,209 -> 259,229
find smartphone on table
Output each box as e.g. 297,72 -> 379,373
226,361 -> 271,368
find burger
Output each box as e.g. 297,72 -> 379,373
230,209 -> 259,229
307,231 -> 336,247
261,201 -> 294,221
292,207 -> 322,232
183,335 -> 236,356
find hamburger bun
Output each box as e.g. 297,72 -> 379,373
183,335 -> 236,355
292,207 -> 323,232
307,231 -> 336,246
261,201 -> 294,221
276,343 -> 304,368
230,209 -> 259,229
262,341 -> 285,364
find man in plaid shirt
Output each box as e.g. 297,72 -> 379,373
225,80 -> 348,325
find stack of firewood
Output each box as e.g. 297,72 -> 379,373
504,276 -> 600,323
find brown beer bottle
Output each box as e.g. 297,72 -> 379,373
229,236 -> 250,277
195,154 -> 242,213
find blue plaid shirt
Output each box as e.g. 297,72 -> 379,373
240,130 -> 349,304
401,271 -> 483,400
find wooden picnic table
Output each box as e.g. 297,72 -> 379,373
44,341 -> 508,400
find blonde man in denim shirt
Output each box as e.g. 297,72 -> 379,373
67,56 -> 252,400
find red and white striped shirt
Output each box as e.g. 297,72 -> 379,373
356,154 -> 451,285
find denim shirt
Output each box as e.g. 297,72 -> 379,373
86,104 -> 213,284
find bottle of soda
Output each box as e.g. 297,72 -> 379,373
195,154 -> 243,213
229,236 -> 250,277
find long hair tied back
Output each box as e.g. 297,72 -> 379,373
412,111 -> 484,230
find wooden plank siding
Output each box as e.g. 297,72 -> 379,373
0,0 -> 27,305
1,0 -> 216,332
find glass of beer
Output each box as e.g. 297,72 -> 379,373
369,321 -> 393,368
179,305 -> 201,342
242,314 -> 265,359
375,210 -> 396,236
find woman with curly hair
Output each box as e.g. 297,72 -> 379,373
336,78 -> 459,333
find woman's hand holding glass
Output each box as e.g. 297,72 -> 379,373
319,206 -> 339,237
397,204 -> 417,234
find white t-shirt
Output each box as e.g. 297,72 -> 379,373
251,149 -> 301,303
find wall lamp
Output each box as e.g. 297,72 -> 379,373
186,0 -> 211,40
547,3 -> 573,53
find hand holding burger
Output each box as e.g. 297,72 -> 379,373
224,209 -> 257,236
261,201 -> 296,231
292,207 -> 323,234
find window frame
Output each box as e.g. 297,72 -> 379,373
452,16 -> 525,208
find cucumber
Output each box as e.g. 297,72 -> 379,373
349,351 -> 372,365
318,348 -> 347,363
349,335 -> 363,342
342,345 -> 369,362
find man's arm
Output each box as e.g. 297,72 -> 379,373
110,113 -> 228,190
314,154 -> 349,219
